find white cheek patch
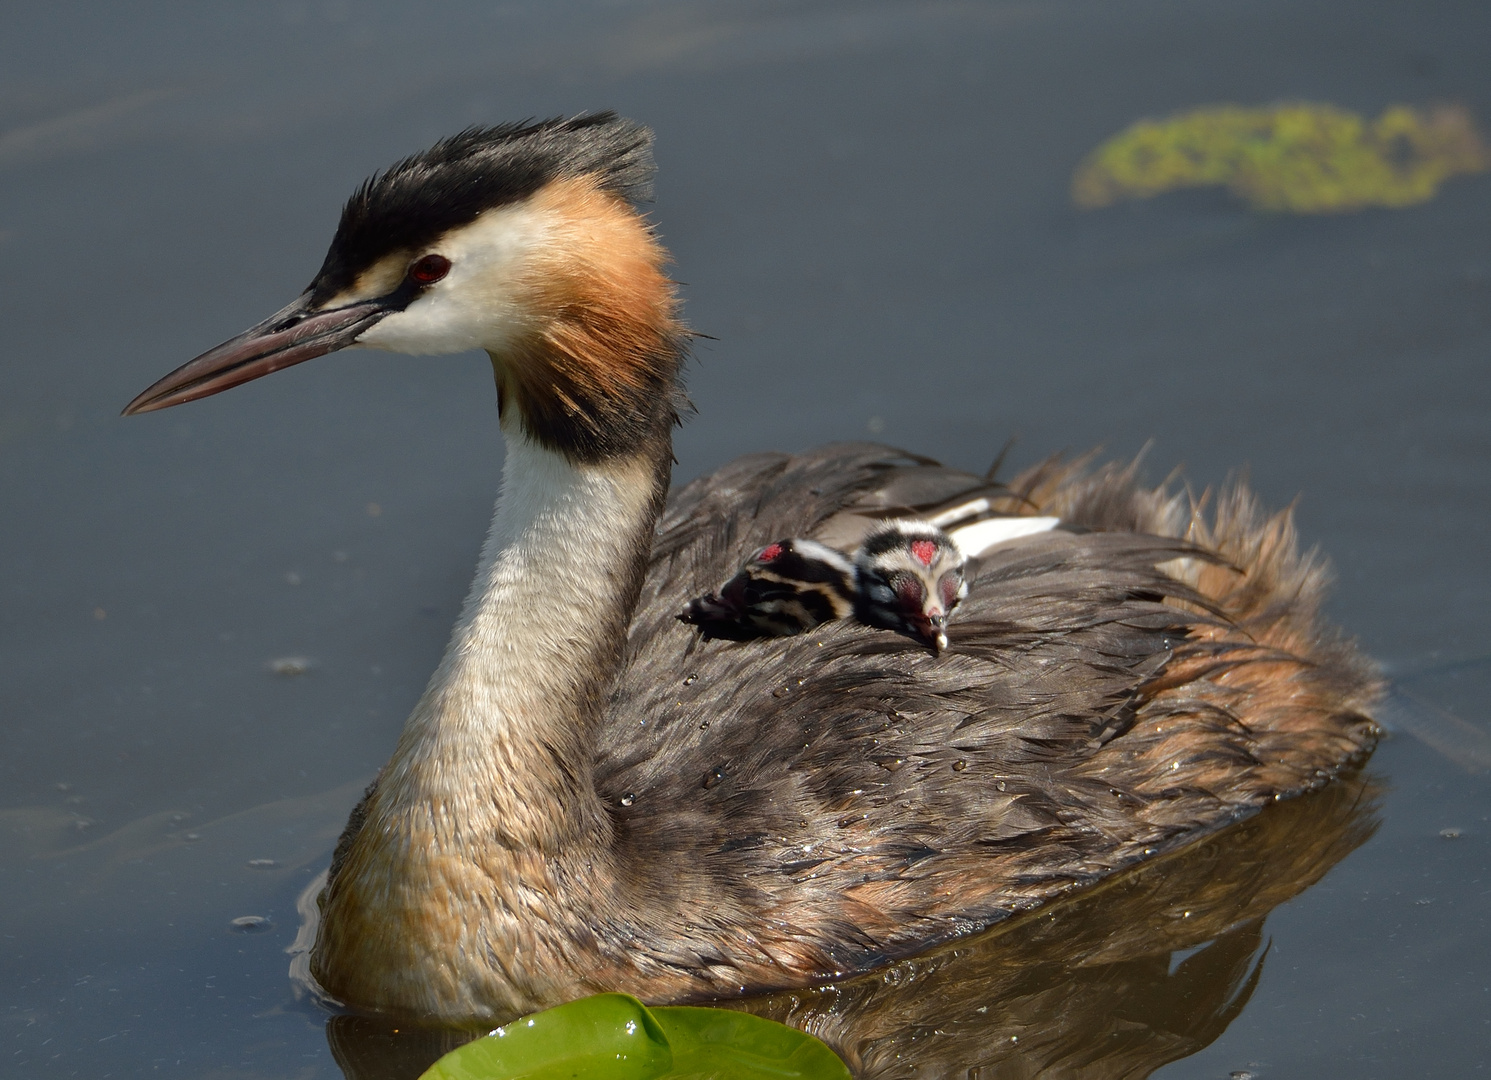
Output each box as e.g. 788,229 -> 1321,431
354,202 -> 552,357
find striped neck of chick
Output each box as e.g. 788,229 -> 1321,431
678,538 -> 856,639
853,519 -> 968,652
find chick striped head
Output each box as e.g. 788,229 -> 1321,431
853,520 -> 967,652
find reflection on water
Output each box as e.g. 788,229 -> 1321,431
327,1017 -> 473,1080
323,771 -> 1379,1080
1381,657 -> 1491,773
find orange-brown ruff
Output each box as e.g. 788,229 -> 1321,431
121,115 -> 1379,1027
496,176 -> 685,458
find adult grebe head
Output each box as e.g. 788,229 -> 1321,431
123,113 -> 685,464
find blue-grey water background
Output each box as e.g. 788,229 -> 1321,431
3,1 -> 1489,1075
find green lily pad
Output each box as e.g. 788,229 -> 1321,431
650,1005 -> 850,1080
419,993 -> 850,1080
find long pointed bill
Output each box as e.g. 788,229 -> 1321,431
122,293 -> 393,415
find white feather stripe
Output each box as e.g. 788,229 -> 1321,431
948,516 -> 1061,558
926,497 -> 993,527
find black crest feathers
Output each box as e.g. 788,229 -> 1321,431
309,113 -> 654,301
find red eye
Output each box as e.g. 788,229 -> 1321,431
892,573 -> 925,608
409,254 -> 451,284
939,572 -> 961,609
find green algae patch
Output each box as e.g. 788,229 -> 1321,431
1073,102 -> 1489,213
420,993 -> 851,1080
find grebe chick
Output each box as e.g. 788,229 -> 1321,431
680,520 -> 970,651
853,519 -> 967,652
682,516 -> 972,650
122,115 -> 1380,1025
678,537 -> 856,639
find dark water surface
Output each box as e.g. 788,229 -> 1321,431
3,2 -> 1489,1076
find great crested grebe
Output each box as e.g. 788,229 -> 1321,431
124,114 -> 1380,1026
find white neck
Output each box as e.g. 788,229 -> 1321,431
312,419 -> 671,1018
376,428 -> 662,849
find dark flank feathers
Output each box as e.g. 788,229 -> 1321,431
581,444 -> 1379,993
740,770 -> 1379,1078
309,113 -> 654,302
